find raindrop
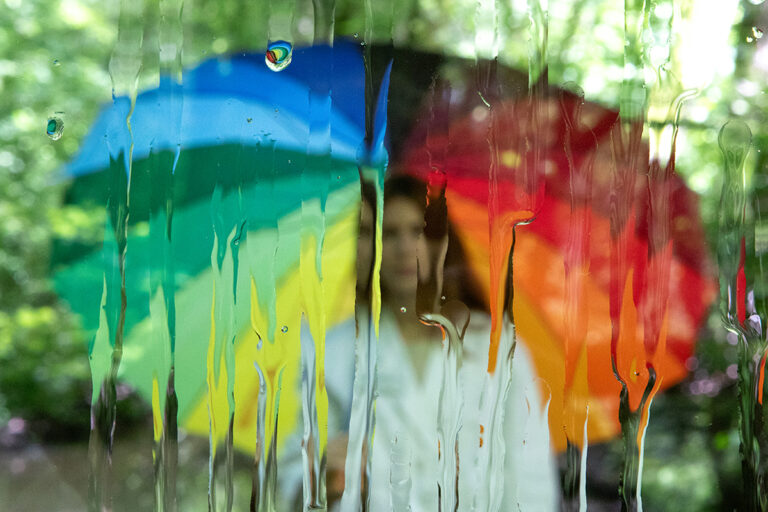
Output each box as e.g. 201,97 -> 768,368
281,325 -> 288,333
440,295 -> 446,302
53,59 -> 61,66
247,117 -> 253,123
718,120 -> 752,166
46,116 -> 63,140
752,27 -> 764,40
265,40 -> 292,72
400,307 -> 407,313
353,32 -> 359,39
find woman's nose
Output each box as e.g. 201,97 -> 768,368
397,231 -> 420,256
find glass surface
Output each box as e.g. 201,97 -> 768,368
1,0 -> 767,510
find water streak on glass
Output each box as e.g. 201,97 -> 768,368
752,145 -> 768,510
340,170 -> 382,512
639,5 -> 689,507
339,294 -> 378,512
297,110 -> 329,511
389,432 -> 413,512
88,1 -> 143,509
266,0 -> 297,72
298,163 -> 330,512
559,82 -> 593,512
716,119 -> 766,509
206,98 -> 250,511
148,0 -> 184,509
635,76 -> 695,509
296,5 -> 337,509
250,363 -> 268,511
313,0 -> 336,46
246,136 -> 282,512
470,0 -> 548,508
611,1 -> 651,509
339,14 -> 389,506
469,2 -> 498,509
526,0 -> 548,88
416,172 -> 468,512
207,177 -> 243,512
753,230 -> 768,508
362,0 -> 375,151
611,2 -> 696,508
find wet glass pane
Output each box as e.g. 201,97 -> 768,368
2,0 -> 768,510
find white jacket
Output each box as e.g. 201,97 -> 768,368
319,309 -> 559,511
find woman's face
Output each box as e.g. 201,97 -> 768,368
380,196 -> 426,306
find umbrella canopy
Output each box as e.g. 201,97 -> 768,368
53,41 -> 389,454
399,77 -> 716,450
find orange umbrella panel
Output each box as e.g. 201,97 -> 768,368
401,93 -> 716,450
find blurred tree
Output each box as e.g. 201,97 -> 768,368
0,0 -> 115,438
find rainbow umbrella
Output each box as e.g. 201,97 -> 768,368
400,84 -> 716,450
53,41 -> 389,455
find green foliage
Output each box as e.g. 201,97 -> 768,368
0,0 -> 115,439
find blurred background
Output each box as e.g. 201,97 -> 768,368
1,0 -> 767,510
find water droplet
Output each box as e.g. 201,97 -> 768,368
257,337 -> 263,350
752,27 -> 764,39
247,117 -> 253,123
281,325 -> 288,333
747,36 -> 755,43
265,40 -> 292,72
400,307 -> 407,313
353,32 -> 359,39
53,59 -> 61,67
718,120 -> 752,167
440,295 -> 446,302
360,41 -> 366,47
46,117 -> 63,140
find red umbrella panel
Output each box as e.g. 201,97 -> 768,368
401,91 -> 716,450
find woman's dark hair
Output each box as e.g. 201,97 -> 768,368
358,173 -> 487,312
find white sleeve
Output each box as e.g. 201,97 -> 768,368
503,342 -> 560,511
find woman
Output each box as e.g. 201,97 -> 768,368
323,174 -> 559,510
